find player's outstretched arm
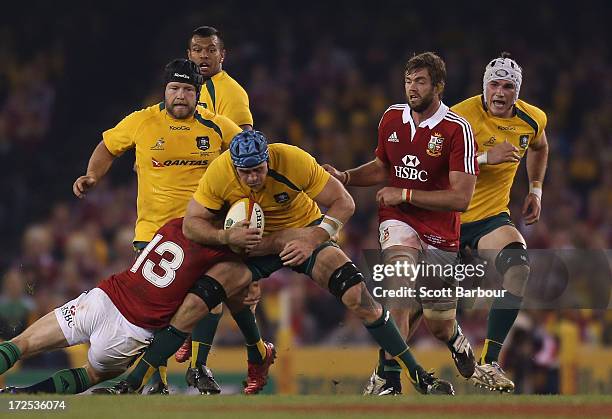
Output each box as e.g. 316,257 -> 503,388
72,141 -> 116,198
183,198 -> 262,248
523,130 -> 549,224
323,157 -> 388,187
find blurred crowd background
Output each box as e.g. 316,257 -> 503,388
1,2 -> 611,394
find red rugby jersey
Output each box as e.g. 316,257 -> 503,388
98,218 -> 236,329
375,102 -> 478,250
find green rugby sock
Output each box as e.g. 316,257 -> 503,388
482,292 -> 523,364
376,348 -> 386,377
22,368 -> 90,394
0,342 -> 21,374
365,310 -> 424,382
127,325 -> 188,391
231,308 -> 265,363
191,312 -> 222,368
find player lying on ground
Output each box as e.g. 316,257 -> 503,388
97,130 -> 456,395
0,218 -> 254,394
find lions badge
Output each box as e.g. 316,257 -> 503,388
426,132 -> 444,157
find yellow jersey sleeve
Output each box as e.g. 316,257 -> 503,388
450,97 -> 481,124
102,109 -> 148,156
193,153 -> 232,211
217,85 -> 253,127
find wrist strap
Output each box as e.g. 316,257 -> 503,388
529,183 -> 542,200
477,151 -> 488,165
401,189 -> 412,203
342,171 -> 351,186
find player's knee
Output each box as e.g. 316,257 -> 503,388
188,275 -> 228,312
328,262 -> 365,303
341,282 -> 366,312
9,336 -> 29,358
424,315 -> 455,341
495,242 -> 530,297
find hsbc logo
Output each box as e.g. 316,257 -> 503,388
401,154 -> 420,167
395,154 -> 428,181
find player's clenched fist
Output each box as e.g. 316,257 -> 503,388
486,141 -> 521,164
223,220 -> 263,250
73,175 -> 98,198
376,186 -> 403,207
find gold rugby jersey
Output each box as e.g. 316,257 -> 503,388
193,143 -> 330,232
451,95 -> 547,223
199,70 -> 253,127
103,103 -> 241,241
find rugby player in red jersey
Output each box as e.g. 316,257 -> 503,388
0,217 -> 257,394
325,52 -> 480,395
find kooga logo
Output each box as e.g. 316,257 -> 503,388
174,73 -> 189,79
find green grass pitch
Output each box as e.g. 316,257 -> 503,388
1,395 -> 611,419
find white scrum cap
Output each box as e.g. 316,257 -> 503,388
483,53 -> 523,104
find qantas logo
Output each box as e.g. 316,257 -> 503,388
395,154 -> 428,181
152,158 -> 208,167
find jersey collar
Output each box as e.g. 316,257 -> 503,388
402,101 -> 449,128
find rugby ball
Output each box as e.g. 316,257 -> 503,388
224,198 -> 264,252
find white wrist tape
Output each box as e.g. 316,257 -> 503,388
477,152 -> 488,165
318,214 -> 344,238
529,184 -> 542,200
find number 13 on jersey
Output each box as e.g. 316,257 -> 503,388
130,234 -> 185,287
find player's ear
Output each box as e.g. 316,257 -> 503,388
220,48 -> 226,64
435,81 -> 445,96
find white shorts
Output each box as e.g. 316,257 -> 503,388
379,219 -> 430,251
378,219 -> 459,311
54,288 -> 154,373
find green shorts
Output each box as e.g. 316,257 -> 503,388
460,212 -> 514,250
246,241 -> 339,281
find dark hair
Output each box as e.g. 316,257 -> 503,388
189,26 -> 224,49
500,51 -> 512,59
405,52 -> 447,92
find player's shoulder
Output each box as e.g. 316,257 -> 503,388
443,106 -> 474,135
123,103 -> 161,123
197,106 -> 238,127
450,95 -> 482,117
157,217 -> 185,235
269,143 -> 314,167
269,142 -> 309,156
515,99 -> 547,127
214,71 -> 248,96
193,107 -> 238,136
382,103 -> 408,119
378,103 -> 407,130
